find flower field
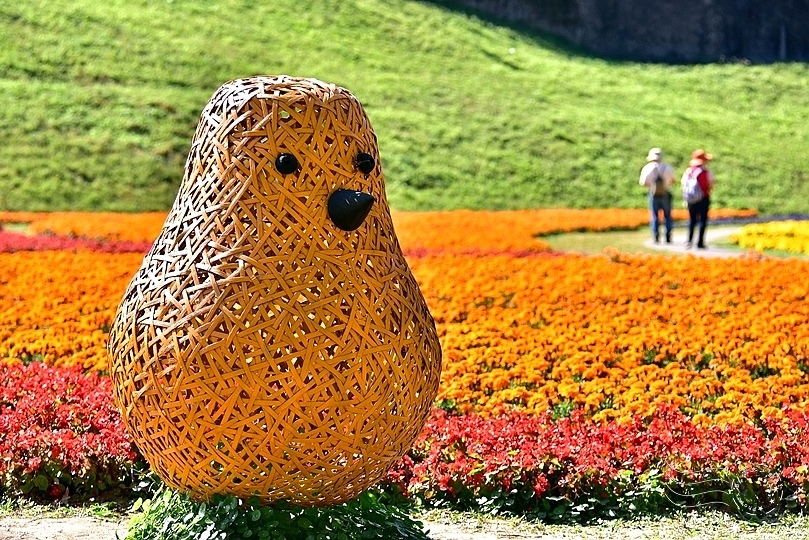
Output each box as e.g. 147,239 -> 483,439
414,251 -> 809,423
730,220 -> 809,255
3,208 -> 809,519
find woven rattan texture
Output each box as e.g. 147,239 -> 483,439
108,76 -> 442,506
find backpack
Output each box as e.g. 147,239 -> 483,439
651,165 -> 667,196
682,167 -> 705,203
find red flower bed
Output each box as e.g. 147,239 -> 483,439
0,230 -> 151,253
5,362 -> 809,519
384,408 -> 809,519
0,362 -> 143,500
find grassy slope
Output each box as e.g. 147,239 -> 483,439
0,0 -> 807,213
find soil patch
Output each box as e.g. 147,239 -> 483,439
0,516 -> 127,540
5,511 -> 809,540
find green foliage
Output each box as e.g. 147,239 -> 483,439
417,469 -> 672,523
435,398 -> 458,413
125,488 -> 429,540
0,1 -> 808,213
550,400 -> 575,419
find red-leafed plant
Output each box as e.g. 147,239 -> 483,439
0,362 -> 144,501
384,407 -> 809,521
0,230 -> 151,253
6,361 -> 809,521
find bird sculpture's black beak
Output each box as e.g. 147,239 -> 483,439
328,189 -> 376,231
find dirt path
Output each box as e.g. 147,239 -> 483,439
542,224 -> 754,258
0,516 -> 126,540
4,511 -> 809,540
643,226 -> 744,258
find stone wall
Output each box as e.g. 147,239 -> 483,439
449,0 -> 809,63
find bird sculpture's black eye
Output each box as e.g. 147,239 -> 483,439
275,153 -> 298,175
356,152 -> 375,175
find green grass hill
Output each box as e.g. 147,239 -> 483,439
1,0 -> 807,214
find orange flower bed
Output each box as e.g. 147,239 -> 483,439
3,248 -> 807,427
0,251 -> 143,371
407,251 -> 809,425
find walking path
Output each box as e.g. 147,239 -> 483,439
4,510 -> 809,540
0,516 -> 125,540
643,225 -> 744,258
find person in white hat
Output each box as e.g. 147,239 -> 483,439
639,147 -> 676,243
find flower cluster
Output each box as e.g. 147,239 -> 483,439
729,220 -> 809,255
2,231 -> 808,423
0,362 -> 142,500
384,407 -> 809,519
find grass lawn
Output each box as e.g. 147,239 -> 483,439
0,0 -> 807,213
543,227 -> 672,255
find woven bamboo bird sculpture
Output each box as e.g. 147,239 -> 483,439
108,76 -> 442,505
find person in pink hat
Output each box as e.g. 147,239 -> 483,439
681,149 -> 715,249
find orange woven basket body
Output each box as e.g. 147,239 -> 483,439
108,76 -> 442,505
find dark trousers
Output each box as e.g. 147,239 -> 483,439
649,193 -> 673,240
687,197 -> 710,247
